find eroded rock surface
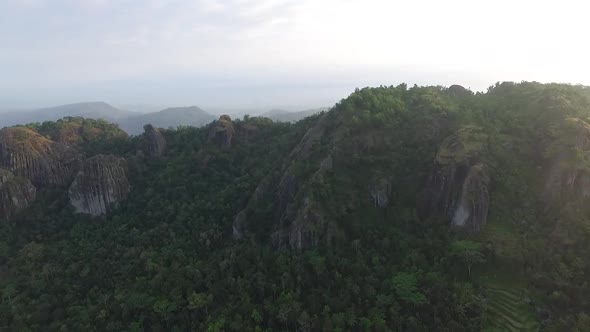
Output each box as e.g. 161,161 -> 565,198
420,127 -> 490,232
0,168 -> 36,219
544,117 -> 590,202
69,155 -> 130,216
207,115 -> 235,149
142,124 -> 167,158
0,127 -> 79,186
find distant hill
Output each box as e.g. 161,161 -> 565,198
258,107 -> 329,122
117,106 -> 216,134
0,102 -> 137,128
0,103 -> 217,135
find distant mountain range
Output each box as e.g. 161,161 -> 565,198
117,106 -> 216,134
0,102 -> 217,135
0,102 -> 328,135
0,102 -> 136,127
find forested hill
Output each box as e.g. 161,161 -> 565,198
2,82 -> 590,331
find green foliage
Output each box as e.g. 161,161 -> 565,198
451,240 -> 485,277
5,82 -> 590,330
391,272 -> 428,305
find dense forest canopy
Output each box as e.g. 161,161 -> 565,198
1,82 -> 590,331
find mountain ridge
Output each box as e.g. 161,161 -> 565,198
2,82 -> 590,331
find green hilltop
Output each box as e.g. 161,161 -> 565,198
1,82 -> 590,331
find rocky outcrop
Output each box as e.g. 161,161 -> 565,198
207,115 -> 235,149
272,116 -> 334,249
419,127 -> 490,233
277,154 -> 336,250
544,118 -> 590,202
0,127 -> 79,186
369,177 -> 392,208
0,168 -> 36,219
448,84 -> 472,98
68,155 -> 130,216
450,163 -> 490,232
233,115 -> 335,248
142,124 -> 167,158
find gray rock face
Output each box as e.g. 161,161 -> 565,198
420,127 -> 490,233
281,155 -> 335,250
0,127 -> 79,186
0,168 -> 36,219
207,115 -> 235,149
68,155 -> 130,216
142,124 -> 167,158
450,163 -> 490,232
448,84 -> 472,98
544,118 -> 590,202
233,115 -> 336,249
272,116 -> 333,250
232,210 -> 248,239
369,178 -> 392,208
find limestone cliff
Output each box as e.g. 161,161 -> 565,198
419,126 -> 490,232
544,117 -> 590,202
368,177 -> 392,208
68,155 -> 130,216
0,127 -> 79,186
0,168 -> 36,219
142,124 -> 167,158
207,115 -> 235,149
280,155 -> 338,249
233,114 -> 338,249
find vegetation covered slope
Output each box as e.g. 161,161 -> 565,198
1,82 -> 590,331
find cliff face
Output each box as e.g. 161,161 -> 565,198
419,127 -> 490,233
68,155 -> 130,216
233,114 -> 343,250
0,168 -> 36,219
368,177 -> 392,208
544,117 -> 590,202
207,115 -> 235,149
142,124 -> 167,158
272,116 -> 334,249
0,127 -> 79,186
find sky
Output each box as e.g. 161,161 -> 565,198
1,0 -> 589,110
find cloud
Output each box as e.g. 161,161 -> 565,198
1,0 -> 590,108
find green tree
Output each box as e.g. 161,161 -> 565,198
391,272 -> 428,305
451,240 -> 485,277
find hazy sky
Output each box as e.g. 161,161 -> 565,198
1,0 -> 588,110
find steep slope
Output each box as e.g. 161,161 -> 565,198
0,127 -> 80,186
0,169 -> 36,219
68,155 -> 130,216
419,126 -> 490,232
207,115 -> 235,149
140,124 -> 167,158
235,85 -> 456,249
544,117 -> 590,202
